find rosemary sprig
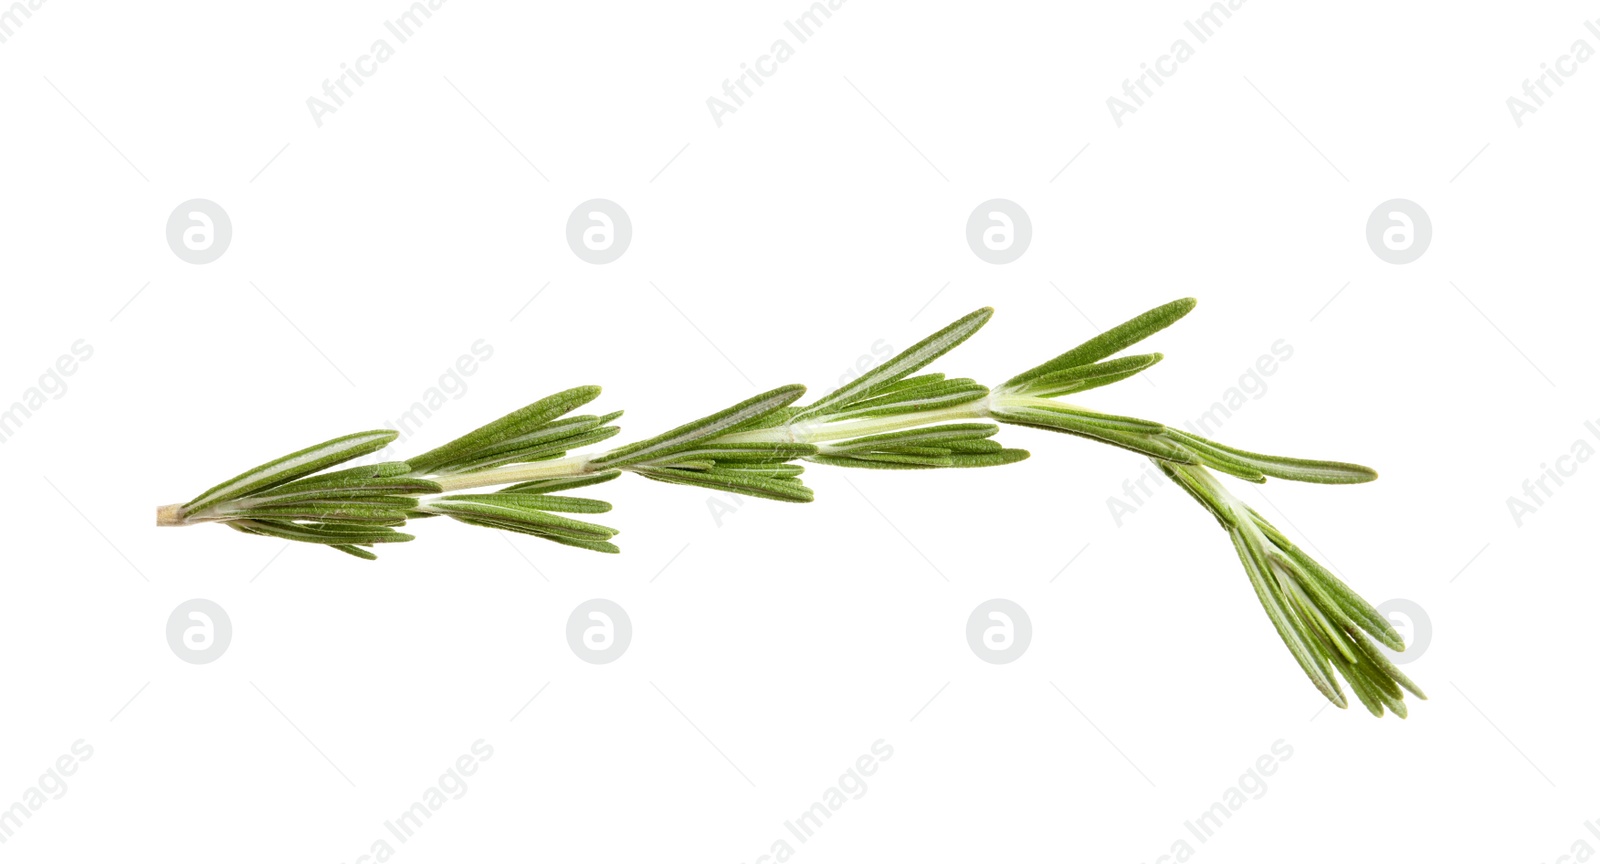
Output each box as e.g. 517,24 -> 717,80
155,299 -> 1421,717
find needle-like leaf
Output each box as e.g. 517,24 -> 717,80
592,385 -> 806,468
183,430 -> 399,516
1000,298 -> 1195,392
407,386 -> 602,475
1168,430 -> 1378,484
794,308 -> 992,420
1013,353 -> 1164,398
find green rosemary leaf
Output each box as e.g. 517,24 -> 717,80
435,413 -> 624,474
1249,512 -> 1404,651
183,430 -> 399,516
407,385 -> 602,474
1283,572 -> 1359,664
662,459 -> 717,471
1155,460 -> 1230,527
807,448 -> 1028,470
1328,651 -> 1386,717
841,377 -> 983,410
468,492 -> 612,514
502,469 -> 622,494
1160,461 -> 1345,706
735,406 -> 801,432
267,461 -> 421,494
443,426 -> 624,474
828,423 -> 999,452
1015,353 -> 1164,398
876,445 -> 949,458
426,497 -> 618,539
806,454 -> 913,470
1343,623 -> 1427,700
437,513 -> 616,546
475,412 -> 622,458
332,544 -> 379,561
1166,435 -> 1269,483
1230,523 -> 1347,708
795,308 -> 992,420
229,519 -> 415,545
822,382 -> 991,421
870,373 -> 946,396
632,466 -> 814,502
1333,638 -> 1407,716
708,463 -> 806,478
947,448 -> 1030,468
1269,550 -> 1368,648
844,450 -> 955,468
943,438 -> 1004,453
302,520 -> 411,534
592,384 -> 807,468
996,408 -> 1195,463
1000,298 -> 1195,391
448,515 -> 621,554
230,490 -> 425,509
261,473 -> 443,501
525,533 -> 621,555
229,503 -> 411,526
1168,431 -> 1377,485
643,442 -> 819,464
995,402 -> 1166,434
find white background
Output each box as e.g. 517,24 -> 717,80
2,1 -> 1597,861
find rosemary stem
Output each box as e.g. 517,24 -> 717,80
422,400 -> 995,493
721,400 -> 991,446
429,453 -> 594,492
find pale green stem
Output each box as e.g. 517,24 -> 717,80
427,399 -> 996,492
429,453 -> 594,492
717,400 -> 990,446
156,391 -> 1112,519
